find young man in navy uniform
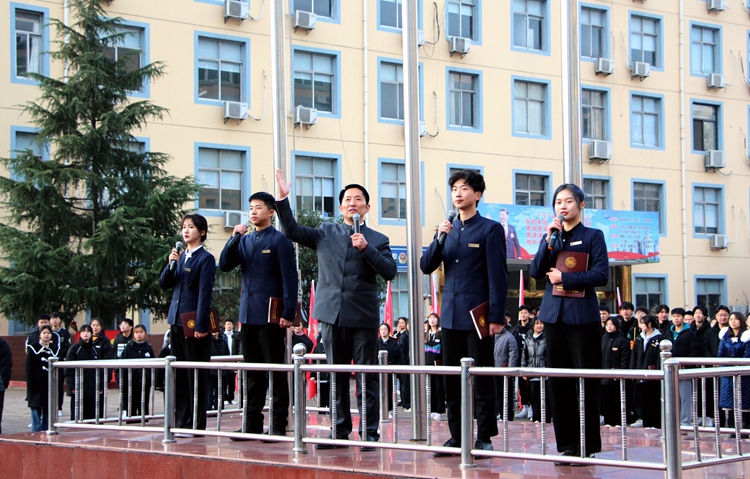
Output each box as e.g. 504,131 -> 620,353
421,169 -> 509,456
275,169 -> 396,450
219,192 -> 298,437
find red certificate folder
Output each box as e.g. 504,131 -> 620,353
552,251 -> 589,298
469,301 -> 490,340
268,297 -> 302,327
181,308 -> 221,338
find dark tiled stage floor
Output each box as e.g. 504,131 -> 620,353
2,412 -> 750,478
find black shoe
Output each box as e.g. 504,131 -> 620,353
433,437 -> 460,457
473,438 -> 493,460
359,435 -> 378,452
315,435 -> 349,450
229,428 -> 255,442
260,429 -> 287,443
555,450 -> 593,466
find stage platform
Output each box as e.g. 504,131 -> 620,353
2,413 -> 750,479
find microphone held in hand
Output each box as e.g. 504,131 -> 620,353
170,241 -> 184,271
438,210 -> 458,245
227,226 -> 245,249
352,213 -> 361,234
547,214 -> 565,251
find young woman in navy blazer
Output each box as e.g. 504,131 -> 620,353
530,183 -> 609,462
159,213 -> 216,431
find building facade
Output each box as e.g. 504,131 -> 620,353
2,0 -> 749,334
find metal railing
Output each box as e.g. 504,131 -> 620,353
46,340 -> 750,479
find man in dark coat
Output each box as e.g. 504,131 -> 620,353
499,208 -> 522,259
394,317 -> 411,410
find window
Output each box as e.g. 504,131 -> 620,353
381,163 -> 406,220
294,0 -> 332,18
580,7 -> 605,59
103,27 -> 143,77
635,276 -> 666,312
513,0 -> 545,52
692,103 -> 719,152
198,148 -> 244,211
690,25 -> 719,75
582,88 -> 606,141
380,0 -> 402,29
14,131 -> 44,159
14,9 -> 43,78
197,37 -> 244,102
295,156 -> 336,218
448,71 -> 478,128
380,63 -> 404,121
693,186 -> 722,235
630,15 -> 659,67
515,173 -> 547,206
631,94 -> 662,148
448,0 -> 475,40
583,178 -> 608,209
696,278 -> 723,319
513,79 -> 547,137
633,181 -> 665,234
294,50 -> 335,113
389,273 -> 410,320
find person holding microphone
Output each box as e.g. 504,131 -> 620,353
529,184 -> 609,464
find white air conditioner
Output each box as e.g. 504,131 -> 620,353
595,58 -> 615,75
295,105 -> 317,126
419,121 -> 427,137
223,101 -> 248,121
294,10 -> 316,31
631,61 -> 651,80
589,140 -> 612,161
449,36 -> 471,56
418,30 -> 425,46
732,305 -> 750,315
224,210 -> 249,229
225,0 -> 249,20
707,0 -> 726,12
704,150 -> 726,170
707,73 -> 725,90
709,234 -> 729,250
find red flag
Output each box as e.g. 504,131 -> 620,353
519,270 -> 525,307
431,273 -> 440,315
384,281 -> 393,328
308,280 -> 318,349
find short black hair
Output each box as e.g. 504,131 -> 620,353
38,314 -> 50,321
120,317 -> 134,328
654,304 -> 670,314
604,317 -> 619,328
635,306 -> 650,315
670,307 -> 686,316
448,169 -> 485,206
339,184 -> 370,205
599,305 -> 610,313
619,302 -> 634,311
552,183 -> 586,210
182,213 -> 209,242
519,305 -> 531,313
79,324 -> 93,333
50,312 -> 61,319
693,306 -> 708,316
717,305 -> 731,315
639,314 -> 660,330
379,322 -> 391,333
249,192 -> 277,211
133,324 -> 147,333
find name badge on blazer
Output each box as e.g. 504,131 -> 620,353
468,243 -> 480,248
262,249 -> 271,254
611,347 -> 618,351
570,241 -> 582,246
184,267 -> 191,272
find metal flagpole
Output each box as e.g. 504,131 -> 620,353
560,0 -> 583,186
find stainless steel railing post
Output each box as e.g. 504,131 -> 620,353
293,343 -> 307,455
660,340 -> 673,441
162,356 -> 176,444
663,359 -> 682,479
46,357 -> 58,435
379,351 -> 389,423
459,358 -> 475,470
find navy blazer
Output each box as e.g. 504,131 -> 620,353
218,226 -> 298,325
530,222 -> 608,325
159,246 -> 216,332
420,213 -> 508,330
276,198 -> 396,329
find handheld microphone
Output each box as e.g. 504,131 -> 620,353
438,210 -> 458,245
352,214 -> 361,234
227,225 -> 245,249
547,214 -> 565,251
169,241 -> 183,271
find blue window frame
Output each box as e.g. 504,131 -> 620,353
193,143 -> 251,215
447,0 -> 481,44
103,20 -> 151,98
582,85 -> 610,141
629,12 -> 663,70
10,126 -> 49,181
691,99 -> 722,153
692,183 -> 724,237
10,2 -> 50,85
694,276 -> 726,319
377,57 -> 424,124
292,46 -> 341,118
291,152 -> 341,219
378,158 -> 425,226
690,22 -> 722,77
632,179 -> 666,236
583,175 -> 611,210
446,67 -> 483,132
634,274 -> 668,312
511,0 -> 549,55
629,92 -> 665,150
512,76 -> 552,140
377,0 -> 424,32
292,0 -> 340,23
513,170 -> 552,206
580,4 -> 609,61
194,32 -> 250,106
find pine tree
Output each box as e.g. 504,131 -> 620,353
0,0 -> 198,327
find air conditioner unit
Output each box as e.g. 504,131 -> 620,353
704,150 -> 726,170
294,105 -> 317,126
419,121 -> 427,138
294,10 -> 316,31
224,210 -> 249,229
707,73 -> 725,90
709,234 -> 729,250
595,58 -> 615,75
418,30 -> 425,47
732,305 -> 750,315
589,140 -> 612,161
631,61 -> 650,80
707,0 -> 726,12
449,36 -> 471,56
223,101 -> 248,122
225,0 -> 249,20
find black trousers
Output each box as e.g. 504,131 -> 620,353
127,382 -> 150,416
399,372 -> 411,408
223,370 -> 236,402
170,325 -> 210,430
321,322 -> 379,440
529,379 -> 551,423
429,372 -> 446,414
441,328 -> 497,441
69,394 -> 97,421
494,376 -> 514,420
545,320 -> 602,455
634,381 -> 661,428
0,390 -> 4,434
600,382 -> 622,426
241,324 -> 289,434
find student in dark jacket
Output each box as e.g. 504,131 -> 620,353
377,323 -> 401,412
425,313 -> 446,419
394,317 -> 410,410
654,304 -> 671,338
630,315 -> 663,428
65,324 -> 104,421
717,311 -> 750,432
667,308 -> 701,426
90,318 -> 113,362
708,306 -> 732,427
690,306 -> 715,426
207,331 -> 230,411
513,306 -> 533,419
112,318 -> 135,415
600,318 -> 631,426
50,312 -> 71,414
292,325 -> 314,353
121,325 -> 155,417
521,319 -> 550,423
26,326 -> 60,431
0,336 -> 11,434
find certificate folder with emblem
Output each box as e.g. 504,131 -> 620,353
181,308 -> 221,338
552,251 -> 589,298
469,301 -> 490,340
268,297 -> 302,327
